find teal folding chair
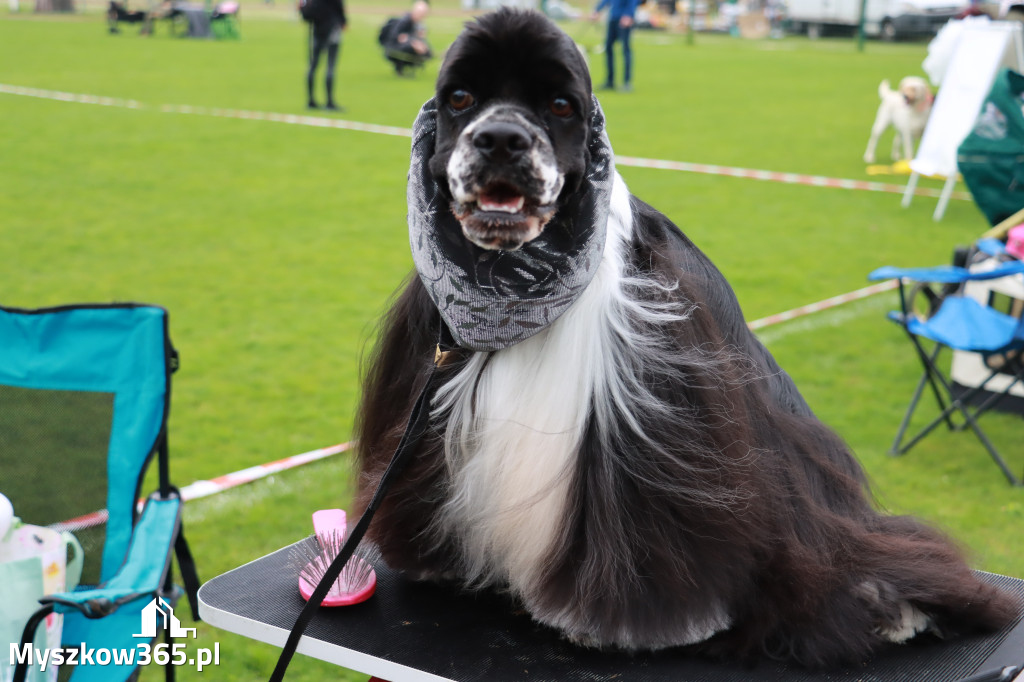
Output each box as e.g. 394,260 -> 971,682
869,254 -> 1024,486
0,303 -> 200,681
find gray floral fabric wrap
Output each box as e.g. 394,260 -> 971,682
407,96 -> 615,352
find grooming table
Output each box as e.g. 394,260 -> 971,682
198,543 -> 1024,682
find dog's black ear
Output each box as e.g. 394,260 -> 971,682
561,94 -> 605,200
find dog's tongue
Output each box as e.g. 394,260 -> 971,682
478,187 -> 525,214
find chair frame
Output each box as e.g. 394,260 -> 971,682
876,264 -> 1024,486
3,302 -> 200,682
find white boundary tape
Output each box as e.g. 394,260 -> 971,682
177,441 -> 351,501
1,83 -> 971,200
615,156 -> 971,201
51,442 -> 350,532
747,279 -> 898,330
0,84 -> 414,138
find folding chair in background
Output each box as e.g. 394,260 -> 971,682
869,253 -> 1024,486
210,1 -> 241,40
0,303 -> 201,682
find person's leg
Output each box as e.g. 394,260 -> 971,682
324,26 -> 342,110
621,24 -> 633,90
307,28 -> 325,108
108,2 -> 121,32
603,19 -> 617,89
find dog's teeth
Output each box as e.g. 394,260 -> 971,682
478,196 -> 525,214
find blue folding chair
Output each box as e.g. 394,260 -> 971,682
0,303 -> 200,681
869,253 -> 1024,486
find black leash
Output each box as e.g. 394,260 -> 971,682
269,328 -> 456,682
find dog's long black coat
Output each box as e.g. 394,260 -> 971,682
354,10 -> 1017,669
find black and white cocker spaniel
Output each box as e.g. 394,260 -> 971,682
353,8 -> 1017,668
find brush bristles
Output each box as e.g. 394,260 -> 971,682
290,531 -> 381,596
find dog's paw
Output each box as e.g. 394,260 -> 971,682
863,152 -> 875,164
879,601 -> 934,643
857,580 -> 935,644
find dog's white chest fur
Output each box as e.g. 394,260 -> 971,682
430,172 -> 635,600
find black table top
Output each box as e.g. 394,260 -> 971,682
199,542 -> 1024,682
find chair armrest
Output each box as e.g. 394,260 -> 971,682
869,265 -> 971,283
42,495 -> 181,618
976,238 -> 1008,257
869,261 -> 1024,284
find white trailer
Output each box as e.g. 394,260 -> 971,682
785,0 -> 963,40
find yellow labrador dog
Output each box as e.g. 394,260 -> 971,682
863,76 -> 933,164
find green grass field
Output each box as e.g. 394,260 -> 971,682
2,3 -> 1022,680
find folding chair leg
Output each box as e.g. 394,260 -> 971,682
950,363 -> 1004,431
890,334 -> 1021,484
892,340 -> 957,455
164,630 -> 176,682
964,363 -> 1024,424
924,363 -> 1022,486
956,370 -> 1024,485
912,338 -> 958,429
163,566 -> 178,682
896,390 -> 1019,484
957,400 -> 1022,486
893,399 -> 961,456
175,528 -> 202,621
890,369 -> 931,455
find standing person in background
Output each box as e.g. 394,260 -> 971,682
591,0 -> 639,92
299,0 -> 346,110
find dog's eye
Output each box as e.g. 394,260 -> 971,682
448,89 -> 475,112
549,98 -> 573,118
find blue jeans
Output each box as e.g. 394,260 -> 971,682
604,20 -> 632,88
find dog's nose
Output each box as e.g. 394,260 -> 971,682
472,122 -> 531,162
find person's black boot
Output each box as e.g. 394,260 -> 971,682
306,72 -> 317,109
324,76 -> 343,111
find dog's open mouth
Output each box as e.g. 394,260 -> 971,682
452,181 -> 556,251
478,182 -> 525,214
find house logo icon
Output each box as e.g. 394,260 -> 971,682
134,597 -> 197,639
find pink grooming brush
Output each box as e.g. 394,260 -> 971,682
294,508 -> 378,606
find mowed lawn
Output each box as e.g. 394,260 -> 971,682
1,4 -> 1022,680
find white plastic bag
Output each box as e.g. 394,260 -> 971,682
0,519 -> 83,682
